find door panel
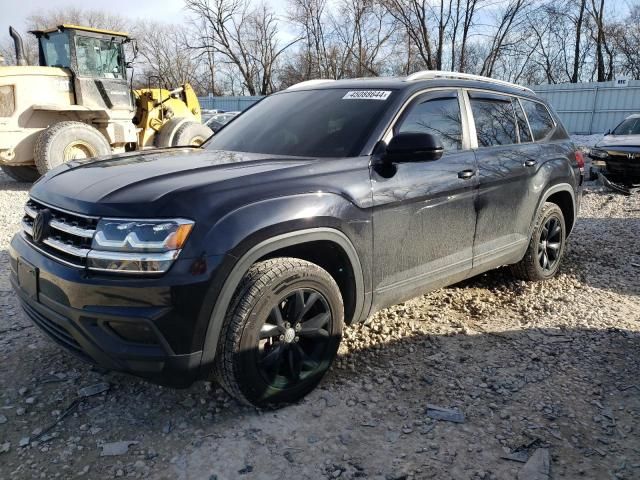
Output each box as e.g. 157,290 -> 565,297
469,92 -> 540,272
370,90 -> 477,311
473,143 -> 540,269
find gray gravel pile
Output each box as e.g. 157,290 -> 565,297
0,170 -> 638,480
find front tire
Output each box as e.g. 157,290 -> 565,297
511,202 -> 566,281
34,121 -> 111,175
214,258 -> 344,407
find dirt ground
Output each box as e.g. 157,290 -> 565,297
0,157 -> 639,479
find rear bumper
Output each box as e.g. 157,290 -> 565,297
10,233 -> 224,387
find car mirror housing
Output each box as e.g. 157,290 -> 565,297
386,132 -> 444,162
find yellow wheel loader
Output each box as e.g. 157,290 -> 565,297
0,25 -> 213,182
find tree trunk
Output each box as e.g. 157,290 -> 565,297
571,0 -> 586,83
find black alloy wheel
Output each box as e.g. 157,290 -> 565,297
257,289 -> 332,389
214,258 -> 344,407
511,202 -> 566,281
538,216 -> 562,271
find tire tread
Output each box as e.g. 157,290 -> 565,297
213,257 -> 341,406
510,202 -> 565,281
34,121 -> 110,174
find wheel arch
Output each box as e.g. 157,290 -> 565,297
199,228 -> 366,372
539,183 -> 576,236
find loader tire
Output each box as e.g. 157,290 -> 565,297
154,118 -> 187,148
34,121 -> 111,175
1,165 -> 40,183
172,122 -> 213,147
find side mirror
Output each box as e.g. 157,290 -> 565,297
604,129 -> 611,136
386,132 -> 444,162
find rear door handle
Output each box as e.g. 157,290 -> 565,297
524,159 -> 537,167
457,169 -> 475,179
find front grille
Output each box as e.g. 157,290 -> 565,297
606,151 -> 640,176
22,199 -> 98,267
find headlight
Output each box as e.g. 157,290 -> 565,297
88,218 -> 194,274
589,148 -> 608,159
0,85 -> 15,117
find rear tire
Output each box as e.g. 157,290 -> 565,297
1,165 -> 40,182
172,121 -> 213,147
213,258 -> 344,407
34,121 -> 111,175
511,202 -> 566,281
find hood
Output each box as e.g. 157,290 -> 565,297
30,148 -> 317,216
595,135 -> 640,151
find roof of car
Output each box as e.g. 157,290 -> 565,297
284,72 -> 537,99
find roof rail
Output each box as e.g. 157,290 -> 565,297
406,70 -> 534,94
286,79 -> 336,91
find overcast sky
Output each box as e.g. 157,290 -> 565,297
1,0 -> 188,36
1,0 -> 288,39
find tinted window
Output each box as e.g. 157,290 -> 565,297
521,99 -> 554,140
396,93 -> 462,150
470,96 -> 518,147
612,117 -> 640,135
205,89 -> 395,157
513,99 -> 532,142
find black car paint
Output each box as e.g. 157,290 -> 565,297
10,77 -> 582,387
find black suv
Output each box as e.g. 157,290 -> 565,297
10,72 -> 583,406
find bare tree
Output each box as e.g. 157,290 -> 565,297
381,0 -> 437,70
185,0 -> 299,95
589,0 -> 611,82
480,0 -> 532,77
133,22 -> 210,92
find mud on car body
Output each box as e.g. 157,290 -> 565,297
10,71 -> 583,406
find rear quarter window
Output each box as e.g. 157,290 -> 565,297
521,99 -> 555,141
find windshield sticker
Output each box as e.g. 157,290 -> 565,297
343,90 -> 392,101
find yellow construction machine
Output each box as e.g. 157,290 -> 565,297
0,25 -> 212,182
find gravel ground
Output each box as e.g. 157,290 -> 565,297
0,155 -> 639,479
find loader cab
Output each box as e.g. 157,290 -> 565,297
31,25 -> 133,111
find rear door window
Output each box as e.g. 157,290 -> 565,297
521,99 -> 555,141
469,93 -> 518,147
395,91 -> 463,151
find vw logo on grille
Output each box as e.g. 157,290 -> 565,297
32,208 -> 52,244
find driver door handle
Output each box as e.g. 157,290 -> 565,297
457,169 -> 475,180
524,159 -> 538,167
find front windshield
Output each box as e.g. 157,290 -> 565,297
612,117 -> 640,135
40,32 -> 71,68
75,35 -> 125,79
205,88 -> 396,157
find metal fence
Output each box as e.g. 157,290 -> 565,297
200,80 -> 640,134
531,80 -> 640,134
198,95 -> 263,112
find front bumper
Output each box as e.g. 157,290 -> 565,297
590,152 -> 640,179
10,233 -> 223,387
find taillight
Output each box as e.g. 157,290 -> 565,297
575,150 -> 585,169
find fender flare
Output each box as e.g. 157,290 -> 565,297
199,227 -> 366,369
532,182 -> 577,236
